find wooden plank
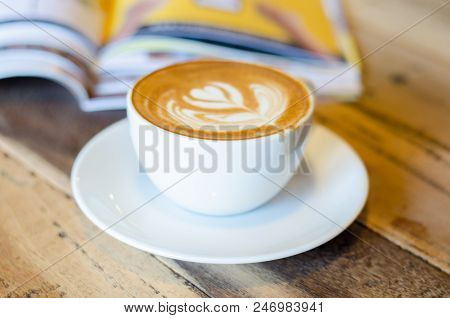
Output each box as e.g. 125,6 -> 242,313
0,78 -> 123,173
1,140 -> 448,297
341,0 -> 450,271
315,103 -> 450,272
0,149 -> 208,298
345,0 -> 450,148
166,227 -> 450,297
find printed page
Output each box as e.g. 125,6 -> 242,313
0,0 -> 106,102
104,0 -> 345,60
0,0 -> 104,45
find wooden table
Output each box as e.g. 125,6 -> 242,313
0,0 -> 449,297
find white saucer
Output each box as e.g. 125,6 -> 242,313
71,119 -> 368,264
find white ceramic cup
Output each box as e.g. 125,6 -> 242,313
127,65 -> 314,216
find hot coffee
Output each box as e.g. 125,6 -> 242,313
132,60 -> 311,140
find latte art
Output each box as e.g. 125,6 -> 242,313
132,61 -> 311,140
166,81 -> 287,130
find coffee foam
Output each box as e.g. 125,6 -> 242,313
132,60 -> 311,140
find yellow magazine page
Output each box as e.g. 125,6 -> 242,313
99,0 -> 116,43
105,0 -> 344,58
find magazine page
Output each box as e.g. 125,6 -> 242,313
87,0 -> 361,111
0,0 -> 104,102
107,0 -> 341,57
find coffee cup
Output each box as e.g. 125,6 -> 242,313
127,60 -> 314,216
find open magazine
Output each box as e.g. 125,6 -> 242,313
0,0 -> 361,112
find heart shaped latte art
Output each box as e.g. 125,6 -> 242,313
165,81 -> 287,130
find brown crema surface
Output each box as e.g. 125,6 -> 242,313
132,60 -> 312,140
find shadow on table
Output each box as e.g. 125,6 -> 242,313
0,77 -> 125,173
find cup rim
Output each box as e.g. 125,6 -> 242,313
128,60 -> 315,141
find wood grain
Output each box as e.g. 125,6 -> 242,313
0,141 -> 448,297
0,0 -> 449,297
0,148 -> 207,298
0,78 -> 122,173
346,0 -> 450,147
342,0 -> 450,271
315,104 -> 450,272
